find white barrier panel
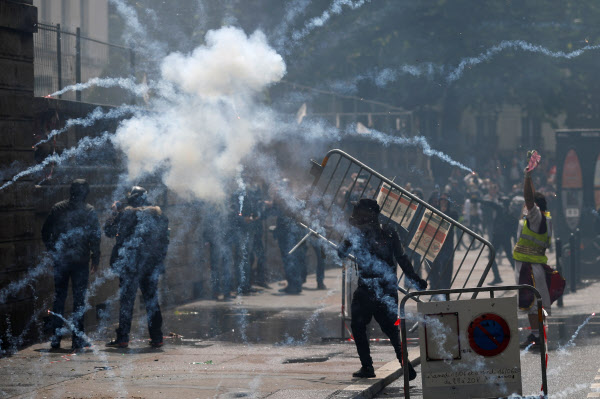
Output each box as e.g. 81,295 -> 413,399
417,297 -> 521,398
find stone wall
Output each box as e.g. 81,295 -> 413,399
0,0 -> 39,351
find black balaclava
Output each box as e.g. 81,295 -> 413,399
349,198 -> 380,228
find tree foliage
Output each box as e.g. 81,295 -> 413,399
118,0 -> 600,129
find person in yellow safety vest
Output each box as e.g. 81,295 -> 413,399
513,155 -> 552,349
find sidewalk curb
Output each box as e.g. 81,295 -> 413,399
334,352 -> 421,398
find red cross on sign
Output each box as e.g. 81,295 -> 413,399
467,313 -> 511,357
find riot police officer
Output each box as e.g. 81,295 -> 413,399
42,179 -> 100,350
104,186 -> 169,348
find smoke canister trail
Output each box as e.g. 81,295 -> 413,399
0,133 -> 110,191
35,105 -> 139,147
107,0 -> 168,59
447,40 -> 600,83
49,77 -> 148,98
345,126 -> 472,172
291,0 -> 371,42
271,0 -> 311,50
559,312 -> 596,352
373,40 -> 600,86
236,166 -> 246,215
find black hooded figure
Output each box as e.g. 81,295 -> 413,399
42,179 -> 100,350
338,199 -> 427,379
104,186 -> 169,348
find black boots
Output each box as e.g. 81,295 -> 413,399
406,360 -> 417,381
352,365 -> 376,378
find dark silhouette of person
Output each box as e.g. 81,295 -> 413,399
475,196 -> 518,284
338,199 -> 427,379
42,179 -> 100,350
202,202 -> 233,300
427,192 -> 458,290
272,202 -> 306,294
104,186 -> 169,348
238,182 -> 268,291
310,238 -> 327,290
265,179 -> 306,295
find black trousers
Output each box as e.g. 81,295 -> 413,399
311,240 -> 325,285
351,286 -> 403,367
489,233 -> 515,278
248,223 -> 266,285
208,238 -> 232,296
52,262 -> 89,346
116,267 -> 163,343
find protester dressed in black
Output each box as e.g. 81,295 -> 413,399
339,199 -> 427,379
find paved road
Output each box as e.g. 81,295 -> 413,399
376,274 -> 600,399
2,244 -> 598,399
0,268 -> 420,399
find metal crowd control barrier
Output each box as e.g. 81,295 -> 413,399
291,149 -> 496,338
399,285 -> 548,399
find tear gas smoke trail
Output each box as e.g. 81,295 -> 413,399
447,40 -> 600,83
558,312 -> 595,353
1,225 -> 108,304
372,40 -> 600,86
237,308 -> 249,344
344,126 -> 473,172
248,376 -> 263,397
0,258 -> 51,304
510,383 -> 589,399
107,0 -> 167,59
46,308 -> 129,397
520,342 -> 535,355
301,287 -> 336,343
236,166 -> 246,215
234,234 -> 250,344
49,77 -> 148,98
546,383 -> 590,399
0,133 -> 110,191
34,105 -> 140,147
291,0 -> 371,42
271,0 -> 312,50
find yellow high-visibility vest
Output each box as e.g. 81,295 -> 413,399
513,213 -> 551,264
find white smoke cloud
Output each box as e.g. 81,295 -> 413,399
161,28 -> 286,97
112,27 -> 286,201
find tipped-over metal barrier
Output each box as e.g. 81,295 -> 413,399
291,149 -> 496,338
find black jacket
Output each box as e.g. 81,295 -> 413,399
42,200 -> 101,266
339,224 -> 420,293
104,205 -> 169,274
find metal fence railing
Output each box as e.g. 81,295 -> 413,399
33,22 -> 135,106
293,149 -> 496,337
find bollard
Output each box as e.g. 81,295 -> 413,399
75,27 -> 81,102
569,233 -> 577,293
555,237 -> 563,307
56,24 -> 62,97
575,228 -> 581,285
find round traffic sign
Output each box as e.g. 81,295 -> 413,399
467,313 -> 511,357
